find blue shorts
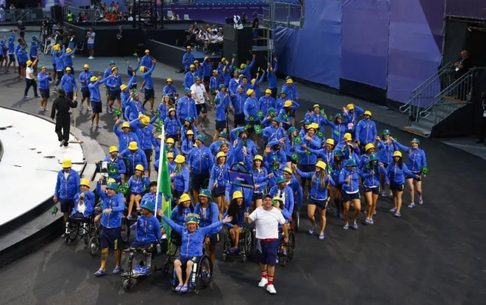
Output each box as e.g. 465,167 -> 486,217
309,197 -> 327,209
81,87 -> 90,99
130,241 -> 154,250
215,120 -> 226,131
390,183 -> 404,191
341,192 -> 360,202
88,43 -> 94,49
91,100 -> 102,113
253,192 -> 264,200
60,199 -> 74,213
364,187 -> 379,194
40,88 -> 50,99
100,227 -> 121,250
191,173 -> 209,191
109,90 -> 121,100
176,256 -> 201,265
213,185 -> 226,197
144,88 -> 154,100
259,239 -> 279,266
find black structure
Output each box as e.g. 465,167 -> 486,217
132,0 -> 158,29
223,26 -> 253,67
67,23 -> 144,57
51,5 -> 64,24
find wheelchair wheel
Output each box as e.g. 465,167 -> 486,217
244,230 -> 252,257
293,210 -> 300,232
66,222 -> 79,244
120,217 -> 131,243
288,231 -> 295,261
123,278 -> 136,292
197,255 -> 213,290
89,236 -> 100,256
221,229 -> 230,262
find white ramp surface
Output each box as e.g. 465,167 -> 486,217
0,108 -> 85,226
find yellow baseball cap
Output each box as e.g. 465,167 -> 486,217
128,141 -> 138,150
80,179 -> 90,187
62,159 -> 72,168
83,64 -> 89,69
175,155 -> 186,163
365,143 -> 375,151
316,161 -> 327,170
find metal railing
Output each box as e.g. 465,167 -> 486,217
419,67 -> 484,119
0,8 -> 45,23
273,2 -> 303,28
399,62 -> 453,114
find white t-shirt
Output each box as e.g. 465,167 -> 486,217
88,32 -> 96,44
26,66 -> 34,80
249,207 -> 286,239
190,83 -> 207,105
77,201 -> 86,214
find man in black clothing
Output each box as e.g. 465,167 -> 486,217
478,92 -> 486,145
17,20 -> 26,39
252,12 -> 259,37
454,50 -> 471,100
51,89 -> 78,147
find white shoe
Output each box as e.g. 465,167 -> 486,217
266,284 -> 276,294
88,56 -> 94,59
258,277 -> 268,288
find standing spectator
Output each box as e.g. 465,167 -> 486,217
116,25 -> 123,57
87,27 -> 95,59
50,89 -> 78,147
252,12 -> 259,37
17,20 -> 25,39
0,6 -> 5,23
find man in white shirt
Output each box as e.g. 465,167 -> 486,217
247,195 -> 288,295
24,58 -> 39,99
190,76 -> 209,131
86,27 -> 95,59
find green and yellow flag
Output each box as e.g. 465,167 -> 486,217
155,125 -> 172,241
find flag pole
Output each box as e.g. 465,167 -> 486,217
155,125 -> 165,217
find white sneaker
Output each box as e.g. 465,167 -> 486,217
266,284 -> 276,294
88,56 -> 94,59
258,277 -> 268,288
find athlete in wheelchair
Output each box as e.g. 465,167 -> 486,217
161,213 -> 232,294
65,179 -> 96,244
222,191 -> 253,262
164,193 -> 195,268
121,201 -> 162,292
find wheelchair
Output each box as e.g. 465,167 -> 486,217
163,231 -> 182,276
277,225 -> 296,267
170,254 -> 213,294
65,214 -> 96,245
221,223 -> 253,263
121,242 -> 163,292
88,220 -> 102,256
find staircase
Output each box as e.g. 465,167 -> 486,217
400,64 -> 483,137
